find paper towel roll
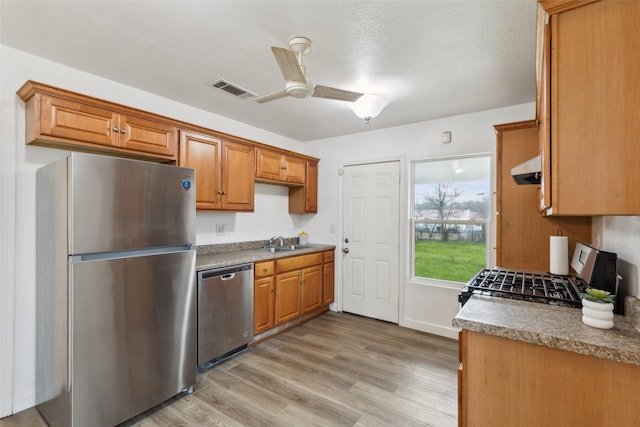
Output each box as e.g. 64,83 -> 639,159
550,236 -> 569,275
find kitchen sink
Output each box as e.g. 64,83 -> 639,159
262,244 -> 312,252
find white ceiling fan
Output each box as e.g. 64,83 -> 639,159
255,36 -> 364,104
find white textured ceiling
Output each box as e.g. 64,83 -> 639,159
0,0 -> 538,142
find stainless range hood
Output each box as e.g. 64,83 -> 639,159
511,155 -> 541,185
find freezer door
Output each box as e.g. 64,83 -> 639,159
70,250 -> 196,427
68,153 -> 195,254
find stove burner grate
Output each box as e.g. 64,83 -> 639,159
459,268 -> 588,308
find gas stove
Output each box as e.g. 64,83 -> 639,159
459,242 -> 620,312
458,268 -> 588,308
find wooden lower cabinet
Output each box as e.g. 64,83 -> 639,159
275,252 -> 323,326
254,261 -> 275,335
323,250 -> 335,305
275,270 -> 304,324
459,329 -> 640,427
300,265 -> 323,314
255,250 -> 334,335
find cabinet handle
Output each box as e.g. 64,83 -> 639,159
113,127 -> 119,132
263,268 -> 268,273
221,191 -> 227,195
270,288 -> 274,293
120,128 -> 126,134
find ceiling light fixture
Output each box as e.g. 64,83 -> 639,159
350,94 -> 389,124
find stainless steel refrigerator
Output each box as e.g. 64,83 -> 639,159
36,153 -> 197,427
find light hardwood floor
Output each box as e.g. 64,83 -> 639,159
1,312 -> 459,427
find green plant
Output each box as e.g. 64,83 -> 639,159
581,288 -> 614,304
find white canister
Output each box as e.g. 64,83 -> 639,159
299,231 -> 309,245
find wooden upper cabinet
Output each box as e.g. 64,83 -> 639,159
537,0 -> 640,215
495,121 -> 591,271
119,115 -> 177,157
221,139 -> 255,211
18,81 -> 177,161
256,147 -> 305,185
179,130 -> 254,211
40,95 -> 119,147
289,160 -> 318,213
179,131 -> 222,210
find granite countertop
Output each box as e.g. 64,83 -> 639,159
196,239 -> 335,271
453,295 -> 640,366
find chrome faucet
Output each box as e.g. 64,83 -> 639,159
269,236 -> 284,247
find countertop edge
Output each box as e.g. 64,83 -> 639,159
453,296 -> 640,366
195,244 -> 336,271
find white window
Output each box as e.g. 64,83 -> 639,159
412,155 -> 490,283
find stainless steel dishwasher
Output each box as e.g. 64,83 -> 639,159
197,263 -> 254,367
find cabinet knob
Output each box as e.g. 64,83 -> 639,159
263,268 -> 268,273
113,127 -> 119,132
120,128 -> 126,134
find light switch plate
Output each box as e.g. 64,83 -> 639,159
442,131 -> 452,144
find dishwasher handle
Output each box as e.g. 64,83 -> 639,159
198,263 -> 253,281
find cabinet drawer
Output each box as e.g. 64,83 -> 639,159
323,250 -> 334,263
276,252 -> 323,273
255,260 -> 275,277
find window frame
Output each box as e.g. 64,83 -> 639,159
410,153 -> 492,285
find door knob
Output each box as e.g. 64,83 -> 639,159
343,248 -> 349,254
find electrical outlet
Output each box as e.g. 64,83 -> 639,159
216,224 -> 225,235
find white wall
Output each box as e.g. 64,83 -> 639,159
593,217 -> 640,304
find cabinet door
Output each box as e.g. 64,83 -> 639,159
301,265 -> 323,314
289,160 -> 318,213
221,140 -> 255,211
304,160 -> 318,212
120,115 -> 177,157
275,271 -> 302,325
537,6 -> 552,212
256,148 -> 284,181
283,156 -> 305,184
548,1 -> 640,215
323,261 -> 334,305
179,131 -> 222,210
254,276 -> 275,335
40,95 -> 119,147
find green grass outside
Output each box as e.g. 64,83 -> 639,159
415,240 -> 485,283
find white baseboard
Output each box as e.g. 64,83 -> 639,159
401,317 -> 460,340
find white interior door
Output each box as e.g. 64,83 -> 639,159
342,161 -> 400,323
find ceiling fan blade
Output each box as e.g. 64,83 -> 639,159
271,47 -> 307,83
254,90 -> 288,104
313,85 -> 364,102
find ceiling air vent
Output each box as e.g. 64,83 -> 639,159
209,79 -> 256,99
